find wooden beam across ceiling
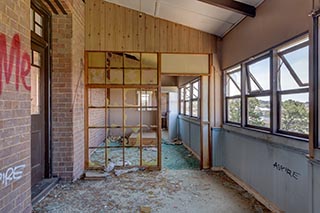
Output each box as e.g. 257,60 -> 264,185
198,0 -> 256,17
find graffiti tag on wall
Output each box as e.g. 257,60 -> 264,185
0,33 -> 31,95
0,164 -> 26,186
273,162 -> 300,180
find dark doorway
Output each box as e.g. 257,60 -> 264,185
30,1 -> 52,193
31,42 -> 46,186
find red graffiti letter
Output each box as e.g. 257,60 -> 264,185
0,34 -> 21,95
21,53 -> 31,91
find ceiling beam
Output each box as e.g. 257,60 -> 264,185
198,0 -> 256,17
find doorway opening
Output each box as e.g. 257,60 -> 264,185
30,0 -> 56,203
160,76 -> 202,170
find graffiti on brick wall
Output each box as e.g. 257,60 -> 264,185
0,33 -> 31,95
0,164 -> 26,186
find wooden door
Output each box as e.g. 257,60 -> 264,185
31,43 -> 46,186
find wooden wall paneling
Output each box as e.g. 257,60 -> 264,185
106,3 -> 114,50
198,31 -> 204,53
182,27 -> 189,52
86,1 -> 217,54
190,29 -> 200,53
124,8 -> 133,51
138,13 -> 146,51
132,9 -> 139,51
115,5 -> 125,51
145,15 -> 155,52
154,18 -> 160,52
172,23 -> 179,52
167,22 -> 174,52
89,0 -> 101,49
159,19 -> 168,52
100,0 -> 106,49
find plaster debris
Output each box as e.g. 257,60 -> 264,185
33,170 -> 271,213
114,167 -> 140,176
104,161 -> 115,173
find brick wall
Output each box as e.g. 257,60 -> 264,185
51,0 -> 85,181
71,0 -> 85,180
0,0 -> 32,212
51,14 -> 74,181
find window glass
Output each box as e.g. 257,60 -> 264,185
185,84 -> 190,100
247,96 -> 270,128
185,101 -> 190,116
283,46 -> 309,85
279,45 -> 309,90
180,101 -> 184,114
227,98 -> 241,123
226,70 -> 241,96
192,100 -> 198,117
280,93 -> 309,134
31,66 -> 40,114
192,82 -> 199,98
247,57 -> 270,91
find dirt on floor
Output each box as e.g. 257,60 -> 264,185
33,169 -> 271,213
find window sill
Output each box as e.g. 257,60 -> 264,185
178,115 -> 200,125
223,124 -> 309,154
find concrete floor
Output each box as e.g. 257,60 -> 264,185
33,140 -> 270,213
33,169 -> 270,213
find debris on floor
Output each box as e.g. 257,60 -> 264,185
104,161 -> 115,173
140,206 -> 151,213
162,138 -> 183,145
33,170 -> 271,213
114,167 -> 140,176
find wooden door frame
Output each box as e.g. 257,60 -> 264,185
31,0 -> 52,179
160,53 -> 212,169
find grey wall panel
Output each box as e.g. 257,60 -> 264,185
212,128 -> 224,167
312,163 -> 320,212
178,116 -> 201,156
190,123 -> 201,156
221,130 -> 308,212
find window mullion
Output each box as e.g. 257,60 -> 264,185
241,64 -> 246,127
272,49 -> 278,134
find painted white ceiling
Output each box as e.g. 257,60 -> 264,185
103,0 -> 264,37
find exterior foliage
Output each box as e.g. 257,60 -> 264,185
228,99 -> 241,123
247,98 -> 266,127
281,99 -> 309,134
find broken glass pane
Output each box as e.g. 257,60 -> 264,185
124,53 -> 140,68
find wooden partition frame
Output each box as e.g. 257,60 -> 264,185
85,51 -> 161,170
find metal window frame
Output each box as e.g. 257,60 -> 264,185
224,67 -> 242,125
245,53 -> 272,94
225,96 -> 241,124
244,53 -> 272,130
179,78 -> 201,118
276,40 -> 310,138
223,34 -> 310,141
